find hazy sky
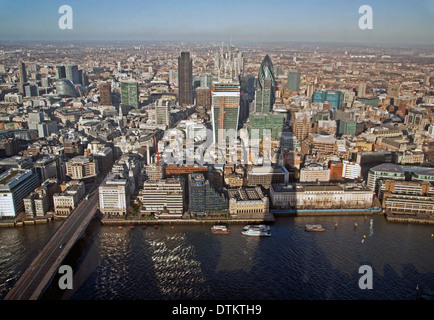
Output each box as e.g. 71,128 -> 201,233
1,0 -> 433,45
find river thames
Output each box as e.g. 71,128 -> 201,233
1,214 -> 433,300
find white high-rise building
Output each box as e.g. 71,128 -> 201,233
98,177 -> 130,218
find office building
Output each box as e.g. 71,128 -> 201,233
379,180 -> 434,216
195,87 -> 211,110
0,168 -> 40,217
37,121 -> 58,138
121,80 -> 139,109
287,70 -> 300,92
53,181 -> 85,215
34,155 -> 59,181
18,61 -> 27,84
200,73 -> 212,88
99,82 -> 112,105
139,178 -> 184,219
337,119 -> 357,136
299,164 -> 330,182
56,65 -> 66,80
291,112 -> 312,141
211,82 -> 240,143
329,161 -> 344,181
246,165 -> 289,189
55,79 -> 78,97
342,160 -> 361,180
28,112 -> 44,130
65,64 -> 80,84
155,99 -> 171,127
366,163 -> 405,191
312,89 -> 344,110
188,173 -> 228,216
24,188 -> 49,218
254,55 -> 276,114
99,177 -> 130,218
66,156 -> 99,180
404,107 -> 430,130
301,132 -> 347,159
178,52 -> 193,106
244,113 -> 285,140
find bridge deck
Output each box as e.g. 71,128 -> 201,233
4,191 -> 99,300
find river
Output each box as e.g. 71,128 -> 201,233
1,214 -> 433,300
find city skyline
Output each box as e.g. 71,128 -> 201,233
0,0 -> 433,45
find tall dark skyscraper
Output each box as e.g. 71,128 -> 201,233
178,52 -> 193,106
18,61 -> 27,84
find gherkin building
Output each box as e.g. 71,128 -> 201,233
255,55 -> 276,114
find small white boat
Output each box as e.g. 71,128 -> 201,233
242,225 -> 271,237
305,224 -> 325,232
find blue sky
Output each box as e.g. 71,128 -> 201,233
0,0 -> 433,44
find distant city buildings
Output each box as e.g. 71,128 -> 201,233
0,41 -> 433,224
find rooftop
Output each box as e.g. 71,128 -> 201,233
370,163 -> 405,174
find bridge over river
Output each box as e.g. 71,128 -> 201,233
4,190 -> 99,300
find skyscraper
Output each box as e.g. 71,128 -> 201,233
120,80 -> 139,109
56,65 -> 66,80
155,99 -> 171,126
211,82 -> 240,144
65,64 -> 80,84
254,55 -> 276,114
178,52 -> 193,106
99,82 -> 112,105
287,70 -> 300,92
18,61 -> 27,84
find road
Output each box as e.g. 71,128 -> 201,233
4,190 -> 99,300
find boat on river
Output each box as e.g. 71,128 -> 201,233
242,225 -> 271,237
211,225 -> 230,234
